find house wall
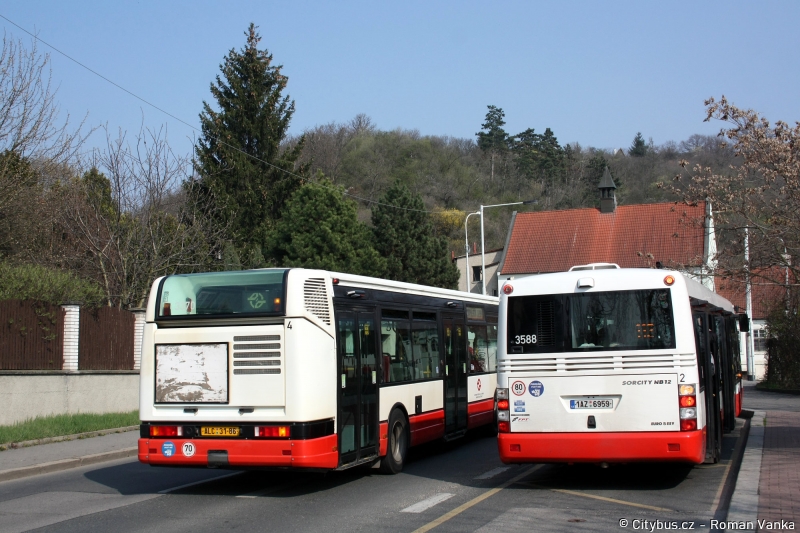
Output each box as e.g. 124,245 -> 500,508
454,250 -> 503,295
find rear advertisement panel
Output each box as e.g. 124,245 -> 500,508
509,373 -> 679,433
155,343 -> 228,403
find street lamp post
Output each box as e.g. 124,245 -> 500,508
479,200 -> 537,295
463,211 -> 480,293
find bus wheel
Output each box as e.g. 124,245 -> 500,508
380,409 -> 409,474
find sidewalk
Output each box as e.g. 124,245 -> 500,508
728,382 -> 800,531
0,428 -> 139,482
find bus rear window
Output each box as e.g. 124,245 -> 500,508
507,289 -> 676,353
157,270 -> 288,318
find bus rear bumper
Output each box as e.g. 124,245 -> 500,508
498,429 -> 706,464
138,434 -> 339,469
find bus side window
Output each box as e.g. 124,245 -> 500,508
381,310 -> 412,383
693,313 -> 707,388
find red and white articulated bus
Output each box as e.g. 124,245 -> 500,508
495,264 -> 743,465
138,268 -> 498,473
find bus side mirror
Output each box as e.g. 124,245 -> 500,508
738,314 -> 750,332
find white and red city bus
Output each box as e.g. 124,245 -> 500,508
495,264 -> 743,465
138,268 -> 498,473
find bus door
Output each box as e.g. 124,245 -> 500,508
692,310 -> 721,463
442,314 -> 468,436
335,307 -> 378,466
714,315 -> 735,432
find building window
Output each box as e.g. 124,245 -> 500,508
472,266 -> 483,282
753,328 -> 768,353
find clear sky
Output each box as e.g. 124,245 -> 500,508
2,1 -> 799,159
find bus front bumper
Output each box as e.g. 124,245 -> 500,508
138,434 -> 339,469
498,429 -> 706,464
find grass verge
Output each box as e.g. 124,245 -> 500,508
0,411 -> 139,445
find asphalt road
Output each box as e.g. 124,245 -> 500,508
0,421 -> 743,533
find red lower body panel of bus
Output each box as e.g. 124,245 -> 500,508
138,434 -> 339,469
498,428 -> 707,464
406,399 -> 495,447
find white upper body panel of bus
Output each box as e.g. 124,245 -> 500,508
146,269 -> 499,324
499,267 -> 704,359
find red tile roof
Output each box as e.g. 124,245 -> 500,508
716,270 -> 793,320
500,202 -> 708,275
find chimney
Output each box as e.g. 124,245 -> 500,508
598,165 -> 617,214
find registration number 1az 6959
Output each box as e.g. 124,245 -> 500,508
570,399 -> 613,409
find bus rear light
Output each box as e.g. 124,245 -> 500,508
497,411 -> 510,422
664,275 -> 675,286
150,425 -> 181,437
678,384 -> 697,431
502,284 -> 513,295
497,400 -> 509,410
679,395 -> 696,408
496,388 -> 509,400
255,426 -> 290,438
498,421 -> 510,433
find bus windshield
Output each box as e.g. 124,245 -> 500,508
507,289 -> 676,353
157,269 -> 288,318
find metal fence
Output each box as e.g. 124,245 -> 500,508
79,306 -> 135,370
0,300 -> 64,370
0,300 -> 136,371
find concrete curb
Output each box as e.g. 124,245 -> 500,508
713,416 -> 751,522
0,446 -> 139,483
726,410 -> 765,531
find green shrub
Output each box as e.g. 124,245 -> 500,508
764,288 -> 800,389
0,263 -> 105,306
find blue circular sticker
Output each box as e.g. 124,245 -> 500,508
529,380 -> 544,397
162,441 -> 176,457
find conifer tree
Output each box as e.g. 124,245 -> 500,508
628,132 -> 648,157
371,181 -> 459,289
476,105 -> 509,183
268,180 -> 386,276
192,23 -> 305,264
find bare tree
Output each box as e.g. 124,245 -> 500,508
671,96 -> 800,286
0,34 -> 87,211
60,125 -> 227,308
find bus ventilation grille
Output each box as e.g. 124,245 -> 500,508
232,336 -> 282,374
304,278 -> 331,325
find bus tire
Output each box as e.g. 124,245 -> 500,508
380,409 -> 409,474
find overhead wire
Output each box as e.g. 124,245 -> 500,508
0,13 -> 438,214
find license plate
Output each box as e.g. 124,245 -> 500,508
570,398 -> 613,409
201,426 -> 240,437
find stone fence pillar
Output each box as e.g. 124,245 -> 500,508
61,303 -> 80,372
131,308 -> 146,371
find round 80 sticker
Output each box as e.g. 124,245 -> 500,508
182,442 -> 196,457
511,381 -> 526,396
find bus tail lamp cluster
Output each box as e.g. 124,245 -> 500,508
678,384 -> 697,431
150,425 -> 182,437
255,426 -> 290,438
496,388 -> 510,432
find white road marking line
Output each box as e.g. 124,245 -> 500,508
401,493 -> 455,513
158,471 -> 242,494
474,466 -> 511,480
411,465 -> 542,533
